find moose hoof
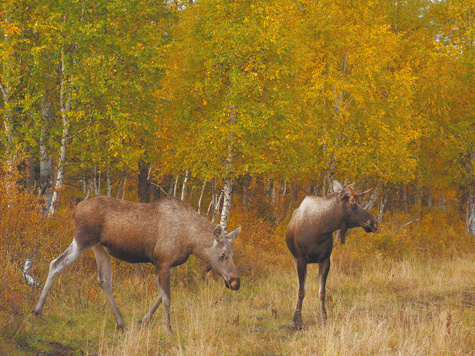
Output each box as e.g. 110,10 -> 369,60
32,310 -> 42,317
138,316 -> 151,328
293,312 -> 303,331
117,324 -> 128,332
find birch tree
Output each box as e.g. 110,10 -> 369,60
48,13 -> 74,215
160,0 -> 296,224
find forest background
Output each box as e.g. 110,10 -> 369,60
0,0 -> 474,354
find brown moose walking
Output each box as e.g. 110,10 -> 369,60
34,196 -> 241,333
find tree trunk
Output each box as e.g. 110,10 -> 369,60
403,184 -> 409,218
172,174 -> 179,197
122,175 -> 127,200
24,154 -> 36,191
242,173 -> 251,208
213,189 -> 224,224
106,168 -> 112,197
378,194 -> 388,223
219,104 -> 236,234
467,182 -> 475,235
93,163 -> 101,196
364,182 -> 382,211
181,170 -> 189,201
198,179 -> 206,215
39,99 -> 53,215
1,14 -> 17,199
138,159 -> 150,203
466,151 -> 475,235
220,176 -> 233,233
48,42 -> 71,216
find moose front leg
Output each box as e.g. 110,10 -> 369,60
34,240 -> 87,316
318,258 -> 331,322
293,258 -> 307,330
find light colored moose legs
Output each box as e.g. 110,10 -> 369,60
34,240 -> 87,316
92,245 -> 126,330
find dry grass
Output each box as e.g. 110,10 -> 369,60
5,251 -> 472,355
0,173 -> 473,355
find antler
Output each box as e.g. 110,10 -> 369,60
348,185 -> 372,198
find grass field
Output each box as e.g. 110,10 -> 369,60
2,245 -> 474,355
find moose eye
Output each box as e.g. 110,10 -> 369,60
351,203 -> 358,211
219,252 -> 226,260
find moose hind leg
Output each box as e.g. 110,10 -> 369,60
152,267 -> 173,334
34,240 -> 87,316
318,258 -> 331,322
92,245 -> 126,330
139,266 -> 164,326
293,258 -> 307,330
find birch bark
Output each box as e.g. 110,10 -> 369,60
39,98 -> 54,215
364,182 -> 382,211
48,42 -> 71,215
181,170 -> 189,201
219,104 -> 236,234
467,182 -> 475,235
466,151 -> 475,235
198,179 -> 206,215
1,14 -> 16,198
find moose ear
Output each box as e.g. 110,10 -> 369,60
214,225 -> 224,243
332,180 -> 345,193
226,227 -> 241,243
340,189 -> 352,202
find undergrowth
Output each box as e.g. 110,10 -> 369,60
0,171 -> 474,355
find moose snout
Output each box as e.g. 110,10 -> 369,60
369,220 -> 378,232
225,277 -> 240,290
363,220 -> 379,233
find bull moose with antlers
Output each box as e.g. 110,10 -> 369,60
286,180 -> 378,330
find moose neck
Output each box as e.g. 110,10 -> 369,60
301,195 -> 345,234
189,234 -> 216,265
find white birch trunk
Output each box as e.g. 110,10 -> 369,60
39,100 -> 54,214
181,170 -> 189,201
116,177 -> 123,199
220,176 -> 233,233
48,43 -> 71,216
198,179 -> 206,215
219,104 -> 236,234
81,177 -> 87,197
466,150 -> 475,235
378,194 -> 388,223
1,14 -> 15,171
1,69 -> 16,199
173,175 -> 179,197
364,182 -> 382,211
212,190 -> 224,224
106,168 -> 112,197
467,182 -> 475,235
93,163 -> 101,196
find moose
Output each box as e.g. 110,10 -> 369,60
34,196 -> 241,333
286,180 -> 378,330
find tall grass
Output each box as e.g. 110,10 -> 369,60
0,173 -> 474,355
6,253 -> 472,355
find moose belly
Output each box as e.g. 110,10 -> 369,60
102,243 -> 152,264
300,236 -> 333,264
